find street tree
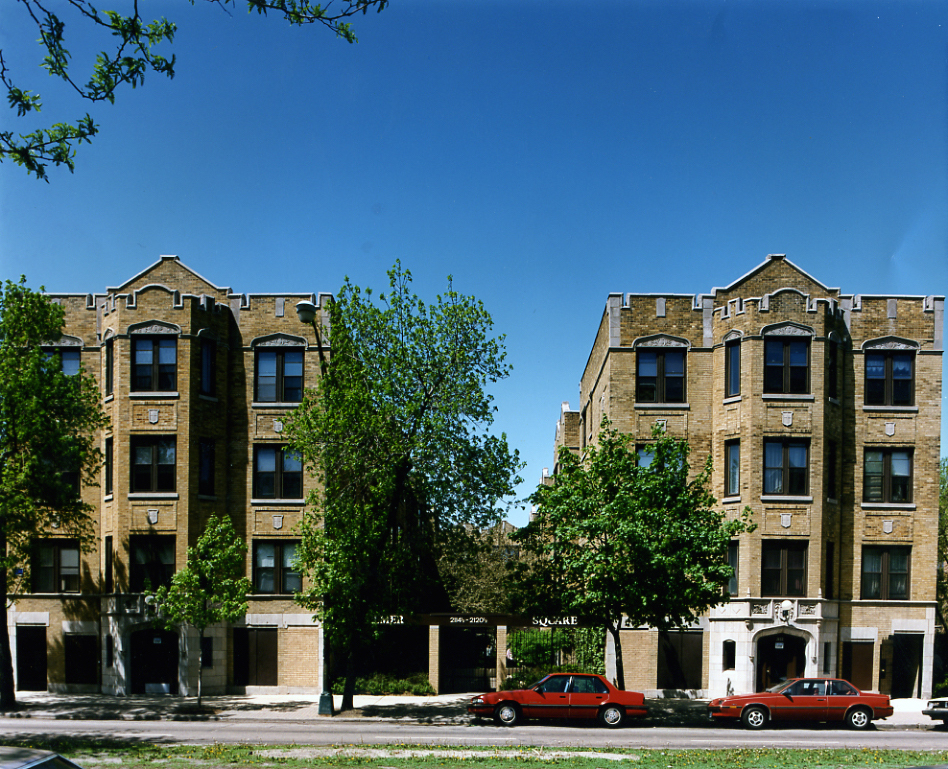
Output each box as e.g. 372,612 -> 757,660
0,277 -> 108,710
437,523 -> 521,615
516,420 -> 753,690
149,515 -> 251,707
287,262 -> 521,709
3,0 -> 389,180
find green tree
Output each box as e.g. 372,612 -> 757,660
437,523 -> 520,615
287,262 -> 521,710
3,0 -> 389,180
517,420 -> 753,690
149,515 -> 251,707
0,277 -> 107,710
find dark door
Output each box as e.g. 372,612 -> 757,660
130,629 -> 179,694
842,641 -> 874,691
16,626 -> 47,691
234,628 -> 278,687
658,630 -> 703,689
756,634 -> 806,691
64,635 -> 99,685
891,634 -> 923,698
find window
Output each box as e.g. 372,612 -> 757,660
636,349 -> 685,403
132,336 -> 177,391
861,546 -> 910,600
201,637 -> 214,668
826,440 -> 838,500
764,338 -> 809,394
199,339 -> 216,396
45,347 -> 80,376
253,445 -> 302,499
255,349 -> 303,403
636,444 -> 655,468
105,535 -> 113,594
763,440 -> 808,496
105,437 -> 113,496
725,440 -> 740,497
825,541 -> 835,600
761,540 -> 807,597
727,540 -> 739,596
131,436 -> 176,493
863,448 -> 912,503
865,351 -> 914,406
725,340 -> 741,397
253,541 -> 302,593
827,340 -> 839,399
32,540 -> 80,593
723,640 -> 736,671
130,535 -> 175,592
105,337 -> 114,395
199,438 -> 215,496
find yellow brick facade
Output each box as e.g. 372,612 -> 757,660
8,256 -> 332,695
556,254 -> 944,698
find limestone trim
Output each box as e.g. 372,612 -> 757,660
760,321 -> 815,337
250,333 -> 307,348
128,320 -> 181,336
861,336 -> 920,351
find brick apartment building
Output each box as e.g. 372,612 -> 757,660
9,256 -> 332,695
552,255 -> 944,698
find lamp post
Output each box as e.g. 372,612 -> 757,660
295,299 -> 334,716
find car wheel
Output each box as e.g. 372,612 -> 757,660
598,705 -> 624,728
494,703 -> 521,727
846,707 -> 871,730
742,706 -> 768,730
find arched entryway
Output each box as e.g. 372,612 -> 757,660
130,628 -> 179,694
755,631 -> 808,691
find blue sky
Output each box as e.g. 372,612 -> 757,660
2,0 -> 946,526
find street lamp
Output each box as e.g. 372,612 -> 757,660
296,298 -> 334,717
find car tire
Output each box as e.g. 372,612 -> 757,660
742,706 -> 768,730
494,703 -> 521,727
846,707 -> 872,730
598,705 -> 624,728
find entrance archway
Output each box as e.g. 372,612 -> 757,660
755,632 -> 807,691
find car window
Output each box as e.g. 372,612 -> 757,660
537,676 -> 570,693
784,680 -> 807,696
830,680 -> 858,696
801,681 -> 825,696
572,676 -> 608,694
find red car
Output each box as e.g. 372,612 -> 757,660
468,672 -> 647,728
707,678 -> 893,730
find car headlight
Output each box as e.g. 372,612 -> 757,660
471,696 -> 484,705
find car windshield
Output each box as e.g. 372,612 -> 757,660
766,680 -> 795,693
529,678 -> 548,690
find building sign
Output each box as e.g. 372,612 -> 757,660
533,616 -> 578,627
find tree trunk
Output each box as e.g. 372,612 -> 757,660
609,623 -> 625,691
341,650 -> 356,711
197,627 -> 204,708
0,533 -> 17,710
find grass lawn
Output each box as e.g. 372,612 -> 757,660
2,740 -> 948,769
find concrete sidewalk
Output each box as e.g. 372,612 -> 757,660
1,691 -> 936,729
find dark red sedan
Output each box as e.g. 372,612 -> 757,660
468,672 -> 647,728
707,678 -> 893,730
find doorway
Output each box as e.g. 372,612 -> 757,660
891,634 -> 923,698
756,633 -> 807,691
233,628 -> 278,687
842,641 -> 874,691
16,626 -> 47,691
130,628 -> 179,694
